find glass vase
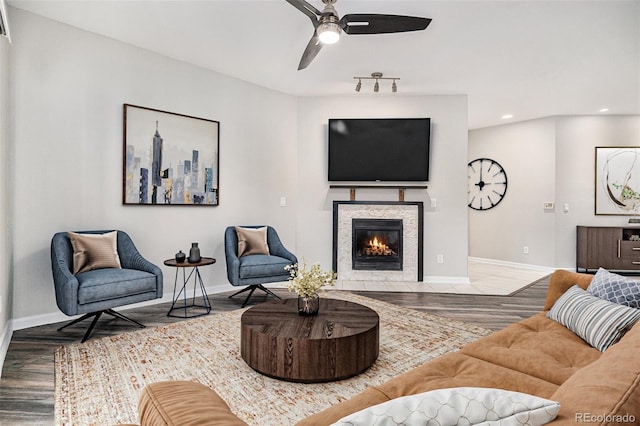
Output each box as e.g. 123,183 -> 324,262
298,293 -> 320,316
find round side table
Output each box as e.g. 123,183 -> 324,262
164,257 -> 216,318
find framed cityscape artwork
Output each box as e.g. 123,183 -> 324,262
123,104 -> 220,206
595,146 -> 640,215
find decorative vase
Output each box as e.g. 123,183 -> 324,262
188,242 -> 201,263
175,250 -> 186,263
298,293 -> 320,316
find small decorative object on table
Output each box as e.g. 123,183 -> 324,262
285,259 -> 336,316
188,242 -> 201,263
175,250 -> 186,263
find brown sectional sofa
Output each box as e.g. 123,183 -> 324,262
137,270 -> 640,425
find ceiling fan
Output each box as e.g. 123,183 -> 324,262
285,0 -> 432,70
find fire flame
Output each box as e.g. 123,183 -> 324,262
364,236 -> 396,256
370,237 -> 384,248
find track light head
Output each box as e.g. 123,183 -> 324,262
355,79 -> 362,92
373,80 -> 379,92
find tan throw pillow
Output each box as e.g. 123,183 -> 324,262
67,231 -> 122,274
235,226 -> 270,257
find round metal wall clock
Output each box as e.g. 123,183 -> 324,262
467,158 -> 508,211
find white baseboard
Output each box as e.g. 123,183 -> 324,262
469,257 -> 557,273
0,320 -> 12,377
11,283 -> 233,331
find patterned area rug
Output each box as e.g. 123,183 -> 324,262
54,292 -> 492,425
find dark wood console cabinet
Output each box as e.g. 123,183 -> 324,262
577,226 -> 640,273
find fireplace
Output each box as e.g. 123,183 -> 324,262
333,201 -> 424,282
352,219 -> 403,271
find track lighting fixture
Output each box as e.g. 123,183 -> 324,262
353,72 -> 400,93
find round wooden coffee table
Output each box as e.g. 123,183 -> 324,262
240,297 -> 379,383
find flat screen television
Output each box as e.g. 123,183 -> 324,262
328,118 -> 431,182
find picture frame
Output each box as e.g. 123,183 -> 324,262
595,146 -> 640,215
123,104 -> 219,206
0,0 -> 11,43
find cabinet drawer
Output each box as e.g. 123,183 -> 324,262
619,241 -> 640,268
619,241 -> 640,260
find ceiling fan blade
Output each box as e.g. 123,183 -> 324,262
285,0 -> 321,26
340,14 -> 431,35
298,32 -> 323,70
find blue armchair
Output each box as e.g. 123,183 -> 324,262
224,226 -> 297,307
51,230 -> 163,342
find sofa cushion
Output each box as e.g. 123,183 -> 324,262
77,268 -> 158,305
138,381 -> 248,426
547,285 -> 640,352
68,230 -> 121,274
238,254 -> 291,280
587,267 -> 640,308
460,313 -> 601,385
549,322 -> 640,424
235,226 -> 269,257
331,387 -> 560,426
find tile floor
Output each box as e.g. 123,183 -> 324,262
269,259 -> 554,295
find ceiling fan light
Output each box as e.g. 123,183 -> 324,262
317,22 -> 341,44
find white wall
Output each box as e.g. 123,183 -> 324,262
0,34 -> 12,371
7,8 -> 472,331
469,115 -> 640,269
296,95 -> 470,282
554,115 -> 640,268
469,118 -> 557,267
9,9 -> 298,323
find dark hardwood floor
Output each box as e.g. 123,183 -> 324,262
0,278 -> 549,425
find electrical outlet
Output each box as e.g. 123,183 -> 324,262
431,198 -> 437,208
523,246 -> 529,254
437,254 -> 444,264
280,196 -> 286,207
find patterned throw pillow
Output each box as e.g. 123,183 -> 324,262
587,268 -> 640,308
331,387 -> 560,426
547,285 -> 640,352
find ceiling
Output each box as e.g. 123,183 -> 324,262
8,0 -> 640,129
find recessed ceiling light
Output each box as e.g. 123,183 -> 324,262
599,108 -> 609,112
501,114 -> 513,119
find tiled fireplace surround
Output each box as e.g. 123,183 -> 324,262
332,201 -> 424,282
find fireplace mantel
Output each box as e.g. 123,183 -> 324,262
332,201 -> 424,282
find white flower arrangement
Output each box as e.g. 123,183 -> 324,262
284,259 -> 337,298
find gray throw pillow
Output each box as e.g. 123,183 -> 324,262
587,268 -> 640,308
